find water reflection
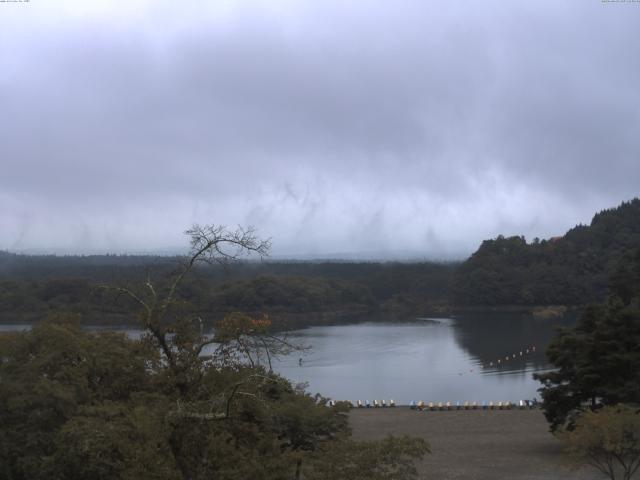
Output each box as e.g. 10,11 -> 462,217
451,312 -> 577,376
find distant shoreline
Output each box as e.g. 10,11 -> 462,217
0,304 -> 581,327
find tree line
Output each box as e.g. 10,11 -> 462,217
1,198 -> 638,325
0,254 -> 455,326
453,198 -> 640,306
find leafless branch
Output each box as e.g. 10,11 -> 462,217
98,285 -> 152,319
194,336 -> 218,358
161,224 -> 270,320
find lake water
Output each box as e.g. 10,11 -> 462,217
271,314 -> 573,405
0,313 -> 574,405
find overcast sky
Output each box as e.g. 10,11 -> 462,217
1,0 -> 638,259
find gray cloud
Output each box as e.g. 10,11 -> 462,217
1,0 -> 638,258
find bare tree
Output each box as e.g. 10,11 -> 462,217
213,312 -> 308,372
104,223 -> 311,427
106,224 -> 270,383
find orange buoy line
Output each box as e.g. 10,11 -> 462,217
485,345 -> 536,369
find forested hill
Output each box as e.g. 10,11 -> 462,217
0,252 -> 455,325
452,198 -> 640,306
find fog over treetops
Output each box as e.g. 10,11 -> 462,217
1,0 -> 638,259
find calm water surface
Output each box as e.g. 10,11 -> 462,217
1,314 -> 574,404
272,315 -> 574,404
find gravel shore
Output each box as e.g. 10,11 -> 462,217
349,408 -> 607,480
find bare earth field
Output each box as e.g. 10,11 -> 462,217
349,408 -> 607,480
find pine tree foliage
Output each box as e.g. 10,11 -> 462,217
535,249 -> 640,431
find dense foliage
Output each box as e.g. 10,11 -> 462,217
0,255 -> 454,326
535,249 -> 640,431
560,405 -> 640,480
453,198 -> 640,306
0,225 -> 429,479
0,319 -> 428,480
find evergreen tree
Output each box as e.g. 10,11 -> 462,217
535,249 -> 640,431
454,198 -> 640,306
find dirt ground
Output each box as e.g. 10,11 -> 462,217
349,408 -> 607,480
